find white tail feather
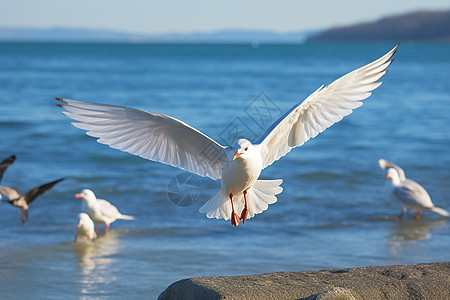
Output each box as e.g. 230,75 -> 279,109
118,214 -> 135,220
199,179 -> 283,221
429,206 -> 450,217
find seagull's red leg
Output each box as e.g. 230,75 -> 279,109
394,208 -> 406,221
230,193 -> 239,227
95,224 -> 101,232
105,224 -> 110,233
240,190 -> 248,223
412,209 -> 422,220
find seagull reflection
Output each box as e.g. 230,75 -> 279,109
388,219 -> 448,254
73,230 -> 128,296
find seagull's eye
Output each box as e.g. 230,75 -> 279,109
245,147 -> 248,151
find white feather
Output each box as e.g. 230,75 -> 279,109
257,45 -> 398,169
199,179 -> 283,220
58,99 -> 226,180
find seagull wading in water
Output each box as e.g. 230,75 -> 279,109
58,45 -> 398,227
378,159 -> 449,220
75,212 -> 97,242
75,189 -> 134,232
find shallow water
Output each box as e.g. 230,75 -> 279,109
0,42 -> 449,298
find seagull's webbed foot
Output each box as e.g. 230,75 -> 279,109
231,211 -> 240,227
229,193 -> 239,227
240,208 -> 248,224
412,210 -> 422,220
240,190 -> 248,223
394,208 -> 406,221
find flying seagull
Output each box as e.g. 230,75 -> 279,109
0,178 -> 64,223
379,159 -> 449,220
75,189 -> 134,232
57,45 -> 398,227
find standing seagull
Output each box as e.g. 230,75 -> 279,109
58,45 -> 398,227
378,159 -> 449,220
0,154 -> 16,203
75,212 -> 97,242
75,189 -> 134,232
0,178 -> 64,223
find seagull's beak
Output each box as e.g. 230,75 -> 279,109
78,221 -> 82,228
75,193 -> 83,199
386,174 -> 391,179
233,152 -> 243,160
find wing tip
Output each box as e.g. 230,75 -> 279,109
388,44 -> 399,61
388,43 -> 399,58
54,178 -> 65,183
1,154 -> 16,165
55,97 -> 67,103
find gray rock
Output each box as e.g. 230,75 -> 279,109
305,287 -> 357,300
158,262 -> 450,300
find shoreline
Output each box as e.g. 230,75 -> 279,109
158,262 -> 450,299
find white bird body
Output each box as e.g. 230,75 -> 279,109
76,189 -> 134,232
221,140 -> 262,194
379,159 -> 449,219
204,139 -> 282,225
75,212 -> 97,242
58,45 -> 398,227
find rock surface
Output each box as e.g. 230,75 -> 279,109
158,262 -> 450,300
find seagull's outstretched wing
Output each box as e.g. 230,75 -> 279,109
256,45 -> 398,169
0,155 -> 16,183
378,158 -> 406,181
57,98 -> 226,180
0,186 -> 21,200
23,178 -> 65,205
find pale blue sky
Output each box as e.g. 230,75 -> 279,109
0,0 -> 449,34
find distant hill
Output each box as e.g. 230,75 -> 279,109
307,10 -> 450,42
0,27 -> 318,43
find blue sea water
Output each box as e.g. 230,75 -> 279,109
0,42 -> 449,299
